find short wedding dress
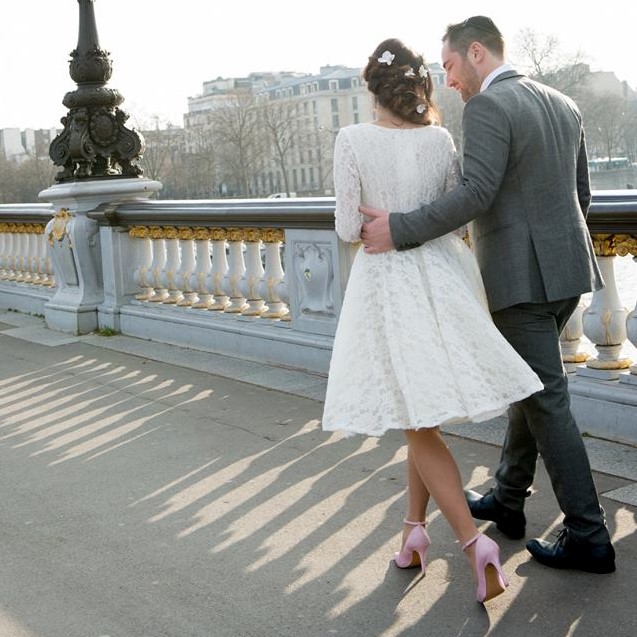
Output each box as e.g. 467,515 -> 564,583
322,123 -> 543,437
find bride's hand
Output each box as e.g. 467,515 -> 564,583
359,205 -> 394,254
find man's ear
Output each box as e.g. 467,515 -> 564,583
469,42 -> 484,63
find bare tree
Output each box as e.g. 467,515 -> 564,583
212,92 -> 264,197
582,93 -> 632,162
513,28 -> 589,97
260,97 -> 298,196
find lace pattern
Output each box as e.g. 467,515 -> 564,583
323,123 -> 543,436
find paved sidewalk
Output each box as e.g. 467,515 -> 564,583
0,310 -> 635,637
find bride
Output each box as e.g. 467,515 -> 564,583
321,37 -> 543,603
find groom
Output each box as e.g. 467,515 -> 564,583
359,15 -> 615,573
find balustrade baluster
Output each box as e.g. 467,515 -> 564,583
616,236 -> 637,384
157,227 -> 182,304
189,228 -> 214,309
560,300 -> 589,372
33,228 -> 47,285
239,228 -> 267,316
147,227 -> 169,303
260,228 -> 288,319
207,229 -> 230,311
15,230 -> 29,282
0,225 -> 7,279
130,227 -> 155,301
223,228 -> 248,313
578,235 -> 632,380
176,228 -> 197,307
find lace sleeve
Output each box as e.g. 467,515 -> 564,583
445,151 -> 469,241
333,130 -> 363,243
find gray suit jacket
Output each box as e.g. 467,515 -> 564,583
389,70 -> 604,312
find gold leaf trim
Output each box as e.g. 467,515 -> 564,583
261,228 -> 285,243
129,226 -> 150,238
47,208 -> 74,246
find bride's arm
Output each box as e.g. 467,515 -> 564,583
333,130 -> 363,243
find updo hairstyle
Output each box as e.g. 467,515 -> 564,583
363,38 -> 440,126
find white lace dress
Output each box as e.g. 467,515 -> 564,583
322,123 -> 543,437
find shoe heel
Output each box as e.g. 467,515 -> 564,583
395,520 -> 430,575
463,532 -> 508,603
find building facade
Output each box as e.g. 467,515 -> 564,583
183,63 -> 446,197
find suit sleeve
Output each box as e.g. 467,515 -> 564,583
389,95 -> 510,251
576,127 -> 592,217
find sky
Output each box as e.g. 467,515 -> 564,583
1,1 -> 636,131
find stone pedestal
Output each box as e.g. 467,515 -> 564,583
39,178 -> 161,334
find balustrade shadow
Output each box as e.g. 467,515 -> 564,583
0,333 -> 634,636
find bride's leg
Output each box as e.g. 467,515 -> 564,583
405,428 -> 479,546
403,444 -> 430,542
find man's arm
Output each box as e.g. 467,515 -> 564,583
576,126 -> 592,217
363,94 -> 511,253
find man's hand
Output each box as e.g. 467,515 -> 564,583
359,205 -> 394,254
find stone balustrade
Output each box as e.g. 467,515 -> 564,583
0,189 -> 635,443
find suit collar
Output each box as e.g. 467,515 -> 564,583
480,63 -> 517,92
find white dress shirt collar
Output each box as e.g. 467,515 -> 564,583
481,63 -> 516,92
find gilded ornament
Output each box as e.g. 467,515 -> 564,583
47,208 -> 74,246
591,233 -> 619,257
614,234 -> 637,258
129,226 -> 151,239
149,226 -> 165,240
163,226 -> 179,240
261,228 -> 285,243
210,228 -> 228,241
244,228 -> 262,243
177,227 -> 195,240
193,227 -> 209,241
226,228 -> 244,242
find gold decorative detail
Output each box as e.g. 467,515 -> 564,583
0,222 -> 9,233
47,208 -> 74,246
261,228 -> 285,243
163,226 -> 179,240
614,234 -> 637,258
193,227 -> 209,241
149,226 -> 165,240
129,226 -> 151,238
590,233 -> 637,257
210,228 -> 227,241
226,227 -> 243,242
177,227 -> 195,240
586,357 -> 632,370
244,227 -> 262,242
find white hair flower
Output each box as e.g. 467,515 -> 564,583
418,64 -> 428,79
404,67 -> 416,77
378,51 -> 395,65
416,104 -> 427,114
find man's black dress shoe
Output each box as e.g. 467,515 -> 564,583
465,488 -> 526,539
526,529 -> 616,574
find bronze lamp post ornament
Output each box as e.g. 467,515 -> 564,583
49,0 -> 145,181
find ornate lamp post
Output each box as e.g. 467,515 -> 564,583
49,0 -> 145,181
39,0 -> 160,335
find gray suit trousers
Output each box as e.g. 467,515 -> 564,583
491,297 -> 611,545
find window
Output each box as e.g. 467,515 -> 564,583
329,79 -> 339,92
301,168 -> 307,185
332,114 -> 340,129
354,113 -> 360,124
312,101 -> 317,114
331,98 -> 338,113
352,96 -> 358,110
351,77 -> 359,88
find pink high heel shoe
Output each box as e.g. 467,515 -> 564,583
463,532 -> 508,603
394,519 -> 430,575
